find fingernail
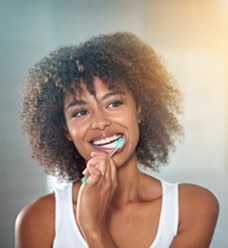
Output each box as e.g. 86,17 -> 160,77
91,152 -> 99,157
91,151 -> 106,157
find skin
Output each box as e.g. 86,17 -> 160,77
15,77 -> 219,248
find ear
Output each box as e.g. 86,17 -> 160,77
63,122 -> 73,141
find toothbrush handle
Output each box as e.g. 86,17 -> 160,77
81,173 -> 90,185
108,146 -> 118,158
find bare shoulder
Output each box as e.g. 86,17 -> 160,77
170,183 -> 219,247
15,192 -> 55,248
179,183 -> 219,216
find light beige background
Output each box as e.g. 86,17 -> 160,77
1,1 -> 227,247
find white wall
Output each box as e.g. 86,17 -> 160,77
151,48 -> 228,247
145,1 -> 228,246
1,0 -> 227,247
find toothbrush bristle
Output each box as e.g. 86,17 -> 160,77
115,137 -> 126,148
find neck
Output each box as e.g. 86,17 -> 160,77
111,154 -> 143,208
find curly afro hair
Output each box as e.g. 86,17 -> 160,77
21,32 -> 183,181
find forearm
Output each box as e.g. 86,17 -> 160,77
83,230 -> 118,248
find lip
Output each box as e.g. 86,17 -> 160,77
95,145 -> 125,155
89,132 -> 123,145
89,132 -> 125,154
92,141 -> 125,155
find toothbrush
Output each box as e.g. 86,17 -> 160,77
81,137 -> 126,185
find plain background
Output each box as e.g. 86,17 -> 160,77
1,0 -> 227,247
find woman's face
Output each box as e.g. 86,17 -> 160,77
64,77 -> 141,167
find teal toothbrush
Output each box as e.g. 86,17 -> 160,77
81,137 -> 126,185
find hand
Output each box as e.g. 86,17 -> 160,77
76,151 -> 118,236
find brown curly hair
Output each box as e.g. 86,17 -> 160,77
21,32 -> 183,181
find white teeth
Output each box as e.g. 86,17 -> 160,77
92,134 -> 121,146
101,142 -> 116,149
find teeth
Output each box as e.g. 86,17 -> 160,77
92,134 -> 121,146
100,142 -> 116,149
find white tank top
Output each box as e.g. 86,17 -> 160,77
53,180 -> 179,248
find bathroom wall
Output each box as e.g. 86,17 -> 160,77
1,1 -> 227,247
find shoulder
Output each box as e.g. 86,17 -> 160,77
178,183 -> 219,216
173,183 -> 219,247
15,192 -> 55,248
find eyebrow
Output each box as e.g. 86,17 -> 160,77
102,90 -> 125,100
65,90 -> 125,110
65,98 -> 87,110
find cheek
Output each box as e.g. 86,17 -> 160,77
128,111 -> 140,130
67,125 -> 91,160
66,118 -> 87,139
132,122 -> 140,147
69,127 -> 83,145
120,110 -> 140,146
72,137 -> 90,161
66,122 -> 83,146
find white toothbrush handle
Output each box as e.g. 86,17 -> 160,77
108,146 -> 119,157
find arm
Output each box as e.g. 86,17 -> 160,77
81,230 -> 118,248
76,152 -> 118,248
170,184 -> 219,248
15,193 -> 55,248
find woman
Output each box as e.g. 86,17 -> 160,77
16,32 -> 219,248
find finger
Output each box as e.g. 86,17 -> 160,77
109,157 -> 117,184
82,167 -> 89,175
86,165 -> 101,185
91,151 -> 107,157
96,163 -> 105,176
86,156 -> 104,173
87,156 -> 107,176
81,160 -> 96,181
104,156 -> 111,181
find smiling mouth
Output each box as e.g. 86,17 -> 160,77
90,134 -> 123,149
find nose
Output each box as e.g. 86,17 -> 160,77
91,111 -> 111,130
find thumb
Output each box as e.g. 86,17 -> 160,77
90,151 -> 107,157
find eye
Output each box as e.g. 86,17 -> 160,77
71,109 -> 89,118
107,100 -> 124,109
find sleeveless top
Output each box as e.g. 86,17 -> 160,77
53,180 -> 179,248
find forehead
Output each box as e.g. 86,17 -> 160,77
64,77 -> 130,100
